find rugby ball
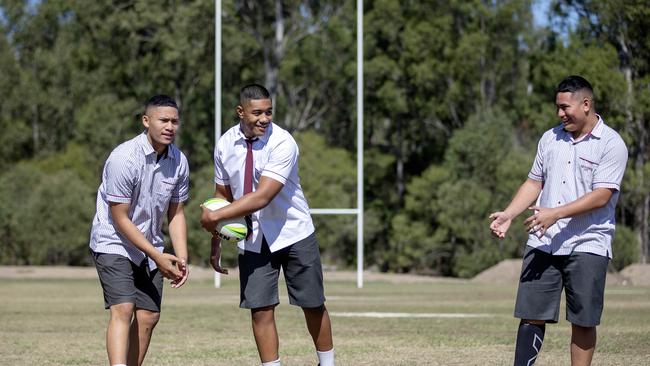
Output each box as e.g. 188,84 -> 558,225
202,198 -> 248,242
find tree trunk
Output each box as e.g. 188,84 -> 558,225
395,117 -> 404,203
31,104 -> 39,153
617,32 -> 648,263
263,0 -> 284,100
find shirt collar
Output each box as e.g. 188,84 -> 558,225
590,114 -> 604,139
137,131 -> 175,160
237,122 -> 273,144
561,114 -> 604,142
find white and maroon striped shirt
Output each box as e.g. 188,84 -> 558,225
89,132 -> 189,269
527,116 -> 628,258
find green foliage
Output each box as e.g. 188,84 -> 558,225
0,162 -> 94,265
0,0 -> 647,273
296,131 -> 357,264
0,163 -> 45,264
387,110 -> 532,277
611,224 -> 639,271
34,143 -> 100,187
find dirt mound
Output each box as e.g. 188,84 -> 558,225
472,259 -> 522,285
620,264 -> 650,287
471,259 -> 635,286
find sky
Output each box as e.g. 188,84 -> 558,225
532,0 -> 552,28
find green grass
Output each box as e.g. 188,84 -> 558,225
1,275 -> 649,365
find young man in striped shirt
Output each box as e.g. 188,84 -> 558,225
489,75 -> 628,366
89,95 -> 190,366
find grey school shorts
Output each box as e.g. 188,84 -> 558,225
514,246 -> 609,327
238,232 -> 326,309
91,250 -> 163,312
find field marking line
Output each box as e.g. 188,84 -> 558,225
330,312 -> 494,318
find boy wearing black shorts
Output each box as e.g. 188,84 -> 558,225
201,84 -> 334,366
489,76 -> 628,366
90,95 -> 190,366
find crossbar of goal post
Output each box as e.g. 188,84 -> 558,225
213,0 -> 364,289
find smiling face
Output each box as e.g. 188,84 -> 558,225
142,105 -> 180,154
555,91 -> 592,138
237,98 -> 273,139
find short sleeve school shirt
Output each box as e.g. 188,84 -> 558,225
89,132 -> 190,269
527,116 -> 628,258
214,122 -> 315,253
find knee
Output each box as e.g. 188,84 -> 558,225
571,324 -> 596,347
302,304 -> 326,315
571,323 -> 596,335
110,303 -> 135,322
251,306 -> 276,324
138,311 -> 161,328
522,319 -> 546,326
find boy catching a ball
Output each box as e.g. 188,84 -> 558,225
89,94 -> 190,366
200,84 -> 335,366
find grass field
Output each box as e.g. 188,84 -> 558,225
1,272 -> 649,365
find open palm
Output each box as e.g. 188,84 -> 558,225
489,211 -> 512,238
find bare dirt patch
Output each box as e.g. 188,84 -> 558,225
620,264 -> 650,287
471,259 -> 642,286
471,259 -> 522,285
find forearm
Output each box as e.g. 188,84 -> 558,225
554,188 -> 613,219
210,235 -> 221,255
112,216 -> 162,260
168,211 -> 188,261
503,179 -> 543,219
211,192 -> 269,221
209,177 -> 282,222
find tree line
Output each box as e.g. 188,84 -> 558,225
0,0 -> 647,277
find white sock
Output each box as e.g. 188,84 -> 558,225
112,364 -> 127,366
261,358 -> 281,366
317,348 -> 335,366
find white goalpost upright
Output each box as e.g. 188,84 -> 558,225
214,0 -> 222,288
214,0 -> 364,288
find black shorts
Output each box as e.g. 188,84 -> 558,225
514,246 -> 609,327
238,232 -> 326,309
91,250 -> 163,312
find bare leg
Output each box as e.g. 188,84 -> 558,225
127,309 -> 160,366
302,305 -> 334,351
571,324 -> 596,366
251,305 -> 279,363
107,303 -> 135,365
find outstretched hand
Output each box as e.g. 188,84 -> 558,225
489,211 -> 512,239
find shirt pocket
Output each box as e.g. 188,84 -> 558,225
253,151 -> 269,182
155,178 -> 177,196
577,156 -> 599,186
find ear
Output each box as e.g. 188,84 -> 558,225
236,105 -> 244,119
142,114 -> 150,129
582,96 -> 592,114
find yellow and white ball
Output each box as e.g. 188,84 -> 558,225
202,198 -> 248,242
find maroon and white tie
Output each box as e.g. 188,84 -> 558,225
243,138 -> 256,239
